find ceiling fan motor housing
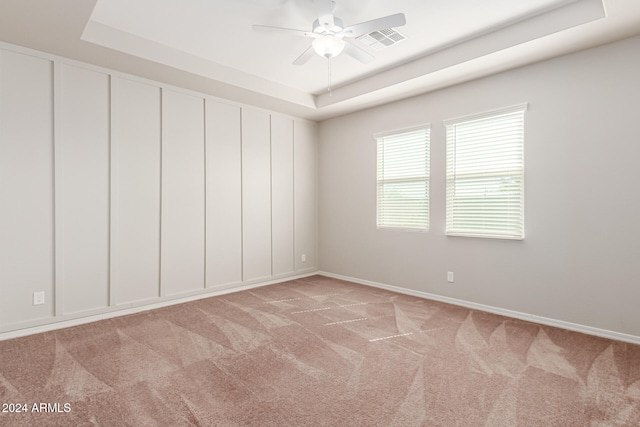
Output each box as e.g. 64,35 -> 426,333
312,17 -> 344,35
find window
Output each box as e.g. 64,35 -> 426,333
445,104 -> 526,239
376,126 -> 430,231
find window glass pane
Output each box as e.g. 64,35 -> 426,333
376,127 -> 430,231
378,180 -> 429,229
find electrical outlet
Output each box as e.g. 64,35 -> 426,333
33,291 -> 45,305
447,272 -> 454,283
301,254 -> 307,262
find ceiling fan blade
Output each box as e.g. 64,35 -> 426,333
315,0 -> 335,28
252,24 -> 318,38
343,13 -> 406,38
343,40 -> 375,64
293,46 -> 316,65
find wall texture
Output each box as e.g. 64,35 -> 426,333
0,43 -> 317,335
318,35 -> 640,339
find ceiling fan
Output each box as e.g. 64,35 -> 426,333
253,0 -> 406,65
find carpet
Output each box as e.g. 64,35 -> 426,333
1,275 -> 639,426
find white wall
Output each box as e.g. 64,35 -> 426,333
0,49 -> 55,326
0,43 -> 317,335
242,108 -> 273,281
295,121 -> 318,271
318,35 -> 640,339
205,100 -> 243,288
160,89 -> 206,296
57,63 -> 111,315
111,77 -> 162,305
271,115 -> 295,276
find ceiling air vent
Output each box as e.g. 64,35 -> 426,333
356,28 -> 406,51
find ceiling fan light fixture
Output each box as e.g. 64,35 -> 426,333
312,35 -> 345,58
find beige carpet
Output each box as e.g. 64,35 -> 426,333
1,275 -> 639,426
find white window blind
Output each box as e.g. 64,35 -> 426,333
445,105 -> 526,239
376,126 -> 430,231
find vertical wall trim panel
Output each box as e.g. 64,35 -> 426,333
292,123 -> 296,271
270,115 -> 273,277
108,75 -> 114,307
240,109 -> 244,282
109,75 -> 118,307
159,87 -> 164,298
202,100 -> 207,288
160,88 -> 167,298
53,60 -> 63,317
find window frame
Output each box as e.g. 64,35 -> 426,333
444,104 -> 527,240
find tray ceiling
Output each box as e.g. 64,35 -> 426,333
2,0 -> 640,120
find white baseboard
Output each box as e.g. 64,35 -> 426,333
318,271 -> 640,346
6,270 -> 638,346
0,272 -> 318,342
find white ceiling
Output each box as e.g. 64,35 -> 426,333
2,0 -> 640,120
85,0 -> 571,95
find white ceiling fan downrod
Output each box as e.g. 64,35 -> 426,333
327,57 -> 333,97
